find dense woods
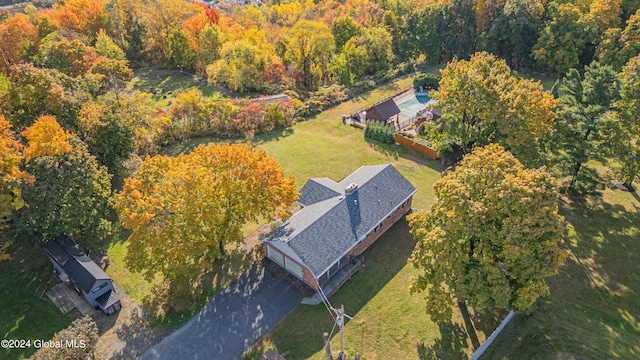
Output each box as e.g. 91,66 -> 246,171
0,0 -> 639,318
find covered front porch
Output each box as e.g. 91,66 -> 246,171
302,256 -> 363,305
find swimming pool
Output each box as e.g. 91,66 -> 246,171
394,91 -> 435,119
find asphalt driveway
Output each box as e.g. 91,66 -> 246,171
140,264 -> 302,360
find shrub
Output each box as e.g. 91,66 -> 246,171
437,139 -> 464,167
364,120 -> 395,144
413,73 -> 441,91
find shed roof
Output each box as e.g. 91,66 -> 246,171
44,236 -> 84,266
62,255 -> 111,293
45,237 -> 111,293
96,289 -> 120,309
366,99 -> 401,121
263,164 -> 416,276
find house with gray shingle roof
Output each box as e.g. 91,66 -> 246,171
262,164 -> 416,294
44,236 -> 121,315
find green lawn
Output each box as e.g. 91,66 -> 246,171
164,76 -> 501,359
513,71 -> 560,91
128,72 -> 224,109
0,247 -> 73,360
485,191 -> 640,359
163,76 -> 441,210
245,219 -> 503,360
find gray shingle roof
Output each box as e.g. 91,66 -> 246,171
44,236 -> 84,266
45,236 -> 111,294
96,289 -> 120,309
62,255 -> 111,293
297,178 -> 342,206
264,164 -> 416,276
367,99 -> 401,121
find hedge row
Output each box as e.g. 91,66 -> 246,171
364,121 -> 395,144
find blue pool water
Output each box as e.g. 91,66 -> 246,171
415,94 -> 431,103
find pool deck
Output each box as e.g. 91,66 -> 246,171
393,89 -> 433,120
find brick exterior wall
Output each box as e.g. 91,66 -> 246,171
347,196 -> 413,258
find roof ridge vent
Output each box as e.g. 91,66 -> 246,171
345,183 -> 358,194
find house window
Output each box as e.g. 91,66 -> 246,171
374,223 -> 382,232
267,245 -> 285,267
92,282 -> 108,293
402,199 -> 409,207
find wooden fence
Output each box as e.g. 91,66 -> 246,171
394,133 -> 438,159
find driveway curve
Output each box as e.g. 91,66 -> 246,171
140,264 -> 302,360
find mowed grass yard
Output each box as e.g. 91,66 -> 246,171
0,247 -> 73,360
164,77 -> 502,359
486,191 -> 640,359
164,75 -> 640,359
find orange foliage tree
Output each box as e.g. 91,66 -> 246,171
0,116 -> 35,255
115,143 -> 297,311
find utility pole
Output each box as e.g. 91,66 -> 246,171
323,332 -> 333,360
323,304 -> 354,360
335,305 -> 353,360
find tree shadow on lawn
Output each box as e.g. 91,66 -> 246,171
364,137 -> 444,173
143,244 -> 253,330
0,246 -> 74,360
489,199 -> 640,359
416,321 -> 469,360
160,127 -> 294,157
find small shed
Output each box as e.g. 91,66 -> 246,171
365,99 -> 401,124
44,236 -> 121,315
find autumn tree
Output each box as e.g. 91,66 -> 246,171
12,119 -> 113,246
432,52 -> 558,166
167,29 -> 196,70
115,143 -> 297,310
196,24 -> 225,73
408,144 -> 567,322
95,29 -> 127,60
5,64 -> 93,130
0,116 -> 34,260
596,9 -> 640,70
207,39 -> 271,92
358,26 -> 394,74
31,317 -> 98,360
135,0 -> 202,66
78,102 -> 135,173
330,37 -> 366,85
332,15 -> 361,52
599,55 -> 640,189
0,14 -> 39,74
36,34 -> 98,78
21,115 -> 74,161
533,3 -> 587,74
286,20 -> 334,89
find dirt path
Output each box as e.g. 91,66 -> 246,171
93,283 -> 169,359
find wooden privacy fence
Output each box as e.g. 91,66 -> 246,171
394,133 -> 438,160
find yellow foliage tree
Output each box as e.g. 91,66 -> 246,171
115,143 -> 297,311
0,115 -> 34,259
21,115 -> 74,161
409,144 -> 568,321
